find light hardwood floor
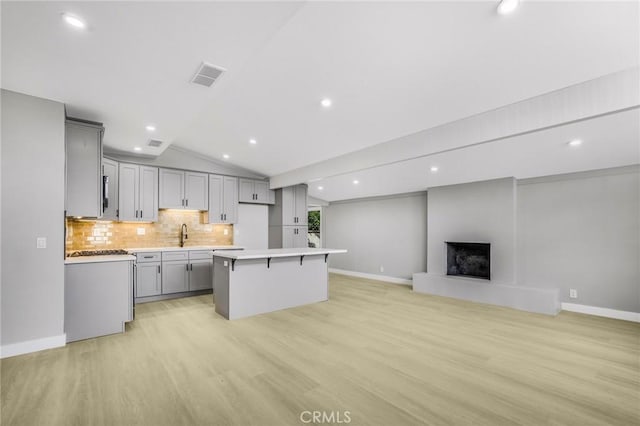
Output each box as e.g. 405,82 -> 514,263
1,274 -> 639,426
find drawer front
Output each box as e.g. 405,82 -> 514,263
189,250 -> 213,260
136,252 -> 161,263
162,251 -> 189,261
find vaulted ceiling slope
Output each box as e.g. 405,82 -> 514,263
2,1 -> 639,201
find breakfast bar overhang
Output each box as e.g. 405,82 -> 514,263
212,248 -> 347,319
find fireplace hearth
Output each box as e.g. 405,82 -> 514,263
446,242 -> 490,280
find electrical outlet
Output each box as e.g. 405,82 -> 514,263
569,288 -> 578,299
380,265 -> 384,273
137,227 -> 145,236
223,228 -> 229,235
36,237 -> 47,249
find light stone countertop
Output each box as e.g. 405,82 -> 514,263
212,248 -> 347,260
65,255 -> 137,265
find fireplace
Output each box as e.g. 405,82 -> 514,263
446,242 -> 490,280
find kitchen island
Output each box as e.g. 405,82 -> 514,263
212,248 -> 346,319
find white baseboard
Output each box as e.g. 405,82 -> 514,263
561,303 -> 640,323
1,334 -> 66,359
329,268 -> 412,285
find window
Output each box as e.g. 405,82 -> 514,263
308,207 -> 321,248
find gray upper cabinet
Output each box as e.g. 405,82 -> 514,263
102,158 -> 119,221
238,178 -> 274,204
159,168 -> 208,210
65,119 -> 104,217
280,184 -> 308,226
185,172 -> 208,210
268,184 -> 309,248
158,168 -> 184,209
118,163 -> 158,222
208,174 -> 238,224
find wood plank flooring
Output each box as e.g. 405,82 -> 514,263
1,274 -> 638,425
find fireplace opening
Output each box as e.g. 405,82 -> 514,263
446,242 -> 490,280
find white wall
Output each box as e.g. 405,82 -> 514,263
234,204 -> 268,249
324,192 -> 427,280
517,167 -> 640,313
1,90 -> 66,354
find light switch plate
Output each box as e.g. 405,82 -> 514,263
137,228 -> 145,235
223,261 -> 228,267
36,237 -> 47,249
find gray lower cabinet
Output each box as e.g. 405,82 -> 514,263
135,250 -> 213,300
162,260 -> 189,294
65,260 -> 133,343
189,259 -> 212,291
136,262 -> 161,297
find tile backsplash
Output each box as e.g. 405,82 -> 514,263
66,210 -> 233,251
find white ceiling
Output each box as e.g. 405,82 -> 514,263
2,1 -> 639,201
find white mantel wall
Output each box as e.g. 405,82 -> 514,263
414,177 -> 560,315
425,178 -> 517,285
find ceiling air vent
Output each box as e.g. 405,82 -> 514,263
148,139 -> 163,148
191,62 -> 226,87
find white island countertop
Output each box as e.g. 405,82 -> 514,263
212,248 -> 347,260
126,245 -> 244,253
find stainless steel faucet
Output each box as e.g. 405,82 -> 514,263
180,224 -> 188,247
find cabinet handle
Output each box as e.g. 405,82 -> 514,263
135,210 -> 138,218
157,265 -> 160,273
186,264 -> 189,271
220,214 -> 223,220
191,264 -> 193,271
186,199 -> 188,207
224,214 -> 227,220
140,210 -> 143,218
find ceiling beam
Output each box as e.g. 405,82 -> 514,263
269,67 -> 639,189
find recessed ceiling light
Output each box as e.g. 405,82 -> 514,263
497,0 -> 519,15
145,125 -> 156,132
430,166 -> 439,173
353,180 -> 359,185
568,139 -> 583,147
133,147 -> 142,152
249,139 -> 257,145
62,13 -> 86,29
321,98 -> 332,108
318,186 -> 324,190
223,154 -> 230,160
